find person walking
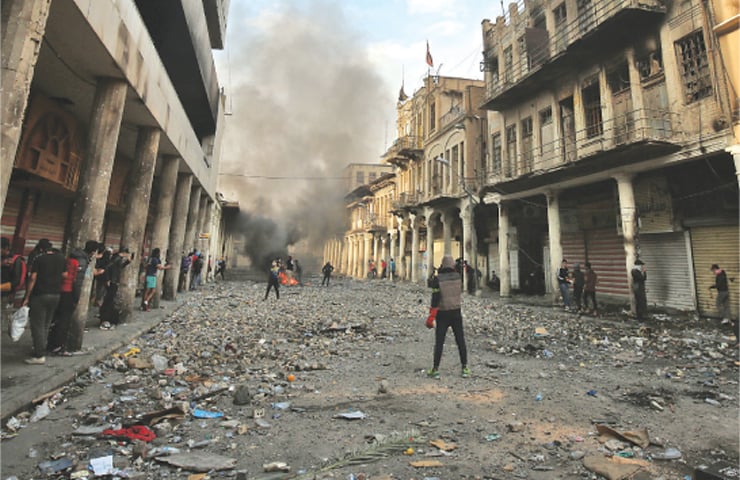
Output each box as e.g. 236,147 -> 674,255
294,259 -> 303,286
190,253 -> 204,290
178,251 -> 192,292
557,259 -> 572,309
264,259 -> 280,300
631,259 -> 648,321
143,248 -> 170,311
710,264 -> 732,322
425,255 -> 470,379
321,262 -> 334,286
389,258 -> 396,281
583,262 -> 598,315
215,257 -> 226,280
21,240 -> 65,364
572,263 -> 585,312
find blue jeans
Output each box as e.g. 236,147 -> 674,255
559,282 -> 571,307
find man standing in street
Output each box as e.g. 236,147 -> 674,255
22,239 -> 65,364
583,262 -> 598,316
264,259 -> 281,300
426,255 -> 470,380
557,259 -> 571,310
321,261 -> 334,286
631,259 -> 648,321
710,264 -> 735,336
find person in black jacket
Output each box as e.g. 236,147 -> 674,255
631,259 -> 648,320
99,247 -> 132,329
425,255 -> 470,379
710,264 -> 731,322
321,262 -> 334,286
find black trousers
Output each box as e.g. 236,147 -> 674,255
265,277 -> 280,299
48,292 -> 76,352
583,290 -> 597,311
321,273 -> 331,286
573,285 -> 584,309
433,309 -> 467,369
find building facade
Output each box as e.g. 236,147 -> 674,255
478,0 -> 738,317
343,163 -> 394,194
0,0 -> 234,348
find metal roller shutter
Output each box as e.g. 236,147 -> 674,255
585,228 -> 629,298
639,232 -> 695,311
0,186 -> 22,238
691,226 -> 739,319
24,193 -> 71,251
562,232 -> 587,268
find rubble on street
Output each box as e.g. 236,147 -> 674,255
2,274 -> 738,479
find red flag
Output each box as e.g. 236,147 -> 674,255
426,40 -> 434,67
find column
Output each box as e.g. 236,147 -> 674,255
410,213 -> 419,283
0,0 -> 52,212
200,199 -> 213,281
546,190 -> 563,304
425,208 -> 436,281
380,236 -> 387,265
626,48 -> 646,136
442,210 -> 453,255
184,186 -> 203,255
498,201 -> 511,298
118,127 -> 160,324
196,195 -> 209,257
163,174 -> 193,300
389,230 -> 397,279
68,78 -> 127,352
398,224 -> 407,280
364,233 -> 373,278
373,235 -> 379,265
149,156 -> 179,308
614,173 -> 638,316
460,203 -> 473,293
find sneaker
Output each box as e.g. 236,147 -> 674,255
462,367 -> 472,378
25,357 -> 46,365
427,368 -> 440,379
100,321 -> 112,330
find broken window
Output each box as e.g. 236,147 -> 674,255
675,30 -> 712,103
607,61 -> 630,94
577,0 -> 595,33
636,37 -> 664,81
503,46 -> 513,84
582,81 -> 603,138
553,3 -> 568,51
505,124 -> 517,175
521,117 -> 534,171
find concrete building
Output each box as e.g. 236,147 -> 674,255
478,0 -> 738,318
0,0 -> 234,349
382,75 -> 487,290
343,163 -> 394,194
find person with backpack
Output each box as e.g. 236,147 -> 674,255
1,237 -> 27,304
48,240 -> 101,354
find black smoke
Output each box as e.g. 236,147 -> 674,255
217,0 -> 389,268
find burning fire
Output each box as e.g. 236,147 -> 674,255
278,271 -> 299,286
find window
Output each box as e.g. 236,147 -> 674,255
429,102 -> 436,132
521,117 -> 534,171
485,55 -> 500,88
553,3 -> 567,25
607,61 -> 630,94
539,107 -> 552,125
505,125 -> 517,175
368,172 -> 377,182
636,37 -> 663,80
582,81 -> 603,138
356,172 -> 364,185
675,30 -> 712,103
517,35 -> 529,74
492,133 -> 502,173
553,3 -> 567,51
503,46 -> 513,84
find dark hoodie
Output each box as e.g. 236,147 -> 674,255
431,255 -> 461,311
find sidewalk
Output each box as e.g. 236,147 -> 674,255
0,294 -> 188,422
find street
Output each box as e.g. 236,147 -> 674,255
1,273 -> 738,479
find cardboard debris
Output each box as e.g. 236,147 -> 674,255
156,452 -> 236,472
410,460 -> 444,468
596,424 -> 650,449
429,439 -> 457,451
582,455 -> 643,480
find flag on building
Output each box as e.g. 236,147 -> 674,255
426,40 -> 434,67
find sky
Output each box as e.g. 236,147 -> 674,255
212,0 -> 505,262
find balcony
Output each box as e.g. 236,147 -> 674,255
392,192 -> 419,211
482,108 -> 683,193
482,0 -> 666,111
439,106 -> 465,131
382,135 -> 423,167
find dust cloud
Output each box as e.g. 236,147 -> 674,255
218,1 -> 390,269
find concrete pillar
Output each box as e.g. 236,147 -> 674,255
184,186 -> 203,255
732,146 -> 740,190
372,234 -> 379,266
364,233 -> 373,278
351,236 -> 358,277
0,0 -> 52,212
410,214 -> 419,283
442,210 -> 453,255
399,223 -> 407,280
163,174 -> 193,300
460,203 -> 473,293
343,237 -> 349,274
546,190 -> 563,304
626,48 -> 646,136
149,156 -> 179,308
196,195 -> 208,249
68,78 -> 127,352
425,209 -> 436,281
118,127 -> 160,324
614,173 -> 638,316
498,202 -> 511,298
200,199 -> 213,281
389,231 -> 397,279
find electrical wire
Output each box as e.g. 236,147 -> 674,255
218,173 -> 348,180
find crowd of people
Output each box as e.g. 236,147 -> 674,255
0,237 -> 226,363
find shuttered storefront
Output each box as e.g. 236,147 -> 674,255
691,226 -> 739,319
562,232 -> 587,268
639,232 -> 695,310
585,228 -> 629,298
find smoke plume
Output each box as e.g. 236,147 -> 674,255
218,1 -> 389,268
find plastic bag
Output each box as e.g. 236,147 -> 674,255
9,305 -> 29,342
